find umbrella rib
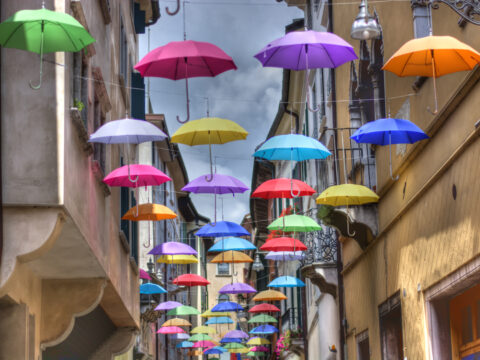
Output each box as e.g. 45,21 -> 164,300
2,21 -> 34,49
57,22 -> 79,51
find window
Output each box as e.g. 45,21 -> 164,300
120,157 -> 138,263
72,52 -> 89,127
119,19 -> 128,83
218,294 -> 229,303
93,98 -> 105,174
216,263 -> 230,276
357,330 -> 370,360
379,293 -> 404,360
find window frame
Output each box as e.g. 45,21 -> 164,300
216,262 -> 231,276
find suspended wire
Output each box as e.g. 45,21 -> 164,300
162,0 -> 411,6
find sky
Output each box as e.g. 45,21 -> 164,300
139,0 -> 303,224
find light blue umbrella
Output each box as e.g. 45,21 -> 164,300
208,237 -> 256,252
139,283 -> 167,294
196,221 -> 250,238
268,276 -> 305,288
89,118 -> 167,144
211,301 -> 244,312
176,341 -> 194,348
249,325 -> 278,334
205,316 -> 234,325
253,134 -> 331,161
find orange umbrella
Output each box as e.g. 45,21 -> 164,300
161,318 -> 192,327
252,290 -> 287,302
122,203 -> 177,221
210,251 -> 253,264
187,349 -> 203,356
383,35 -> 480,114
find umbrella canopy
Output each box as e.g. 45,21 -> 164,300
247,337 -> 271,345
204,347 -> 227,355
162,318 -> 192,327
157,255 -> 198,264
139,269 -> 151,280
205,317 -> 233,325
249,325 -> 278,334
176,341 -> 194,348
89,118 -> 167,144
229,348 -> 249,354
211,302 -> 244,312
155,301 -> 182,311
316,184 -> 379,206
265,251 -> 304,261
182,173 -> 248,195
149,241 -> 197,256
139,283 -> 167,294
193,340 -> 217,348
103,165 -> 171,187
173,274 -> 210,286
246,351 -> 266,357
201,310 -> 231,318
196,221 -> 250,238
248,304 -> 280,313
208,237 -> 256,252
253,290 -> 287,302
248,314 -> 278,324
224,343 -> 246,350
253,134 -> 331,161
170,333 -> 190,340
211,251 -> 253,264
267,215 -> 321,232
157,326 -> 185,334
220,337 -> 242,344
260,237 -> 307,252
167,305 -> 200,316
122,203 -> 177,221
191,326 -> 216,334
252,178 -> 315,199
189,334 -> 213,342
250,346 -> 269,352
219,283 -> 257,294
351,118 -> 429,145
224,330 -> 248,339
268,276 -> 306,288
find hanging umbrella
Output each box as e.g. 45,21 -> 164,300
0,4 -> 95,89
252,178 -> 316,199
89,118 -> 167,144
157,326 -> 185,334
170,333 -> 190,340
248,304 -> 280,313
252,290 -> 287,302
218,283 -> 256,294
383,35 -> 480,114
246,351 -> 266,357
189,334 -> 213,342
211,302 -> 244,312
351,117 -> 429,180
208,237 -> 256,252
187,349 -> 203,356
268,276 -> 306,288
220,337 -> 243,344
182,174 -> 248,195
248,314 -> 278,324
157,255 -> 198,264
162,318 -> 192,327
211,251 -> 253,264
229,348 -> 249,354
267,215 -> 321,232
194,340 -> 217,348
260,237 -> 307,252
149,241 -> 197,256
167,305 -> 200,316
250,346 -> 269,352
204,346 -> 227,354
265,251 -> 304,261
224,343 -> 247,350
224,330 -> 248,339
103,164 -> 171,187
205,317 -> 234,325
155,301 -> 182,311
139,269 -> 151,280
201,309 -> 231,318
176,341 -> 194,348
173,274 -> 210,286
122,203 -> 177,221
249,325 -> 278,335
196,221 -> 250,238
253,134 -> 330,161
247,337 -> 271,345
139,283 -> 167,294
191,326 -> 216,334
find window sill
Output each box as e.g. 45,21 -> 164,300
70,107 -> 94,155
70,1 -> 96,57
215,274 -> 232,278
91,160 -> 110,197
98,0 -> 112,24
119,230 -> 131,254
129,256 -> 139,276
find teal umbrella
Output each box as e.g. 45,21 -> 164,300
0,3 -> 95,88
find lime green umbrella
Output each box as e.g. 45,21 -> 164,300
167,305 -> 200,316
189,334 -> 213,342
247,314 -> 278,324
246,351 -> 266,357
267,214 -> 321,232
0,4 -> 95,89
224,342 -> 246,350
191,325 -> 216,334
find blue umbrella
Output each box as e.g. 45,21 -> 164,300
211,301 -> 244,312
89,118 -> 167,144
253,134 -> 331,161
208,237 -> 256,252
196,221 -> 250,238
220,337 -> 242,343
139,283 -> 167,294
351,117 -> 428,179
176,341 -> 194,348
204,346 -> 227,354
249,325 -> 278,334
268,276 -> 306,288
205,316 -> 234,325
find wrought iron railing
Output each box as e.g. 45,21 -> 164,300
281,307 -> 300,332
300,224 -> 337,266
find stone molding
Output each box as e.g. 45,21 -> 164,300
301,263 -> 337,298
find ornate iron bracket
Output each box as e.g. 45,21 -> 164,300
432,0 -> 480,25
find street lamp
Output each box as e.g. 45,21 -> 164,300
252,253 -> 264,272
351,0 -> 381,40
147,257 -> 155,274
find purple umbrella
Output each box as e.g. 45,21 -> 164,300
254,30 -> 357,111
265,251 -> 304,261
149,241 -> 197,255
155,301 -> 183,311
219,283 -> 257,294
224,330 -> 249,339
182,174 -> 248,195
170,333 -> 190,340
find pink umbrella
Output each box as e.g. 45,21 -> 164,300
250,346 -> 269,352
157,326 -> 186,334
103,164 -> 171,187
139,269 -> 151,280
134,40 -> 237,123
193,340 -> 216,348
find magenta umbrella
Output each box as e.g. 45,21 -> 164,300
250,346 -> 269,352
134,40 -> 237,123
103,164 -> 171,187
149,241 -> 197,256
157,326 -> 185,334
219,283 -> 257,295
139,269 -> 151,280
193,340 -> 217,348
155,301 -> 182,311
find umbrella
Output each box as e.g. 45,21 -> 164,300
383,35 -> 480,113
139,283 -> 167,294
253,134 -> 330,161
173,274 -> 210,286
208,237 -> 256,252
268,276 -> 306,288
252,290 -> 287,302
103,164 -> 171,187
246,351 -> 266,357
249,325 -> 278,334
157,326 -> 185,334
196,221 -> 250,238
155,301 -> 182,311
205,317 -> 233,325
162,318 -> 192,327
224,343 -> 246,350
187,349 -> 203,356
229,348 -> 249,354
267,215 -> 321,232
247,337 -> 271,345
211,302 -> 244,312
176,341 -> 194,348
250,346 -> 269,352
135,40 -> 237,123
170,333 -> 190,340
265,251 -> 304,261
211,251 -> 253,264
157,255 -> 198,264
149,241 -> 197,256
194,340 -> 217,348
202,310 -> 231,318
139,269 -> 151,280
220,337 -> 243,344
219,283 -> 257,294
248,314 -> 278,324
252,178 -> 316,199
224,330 -> 248,339
191,326 -> 216,334
182,173 -> 248,195
248,304 -> 280,313
0,5 -> 95,89
189,334 -> 213,342
167,305 -> 200,316
89,118 -> 167,144
122,203 -> 177,221
204,347 -> 227,354
260,237 -> 307,252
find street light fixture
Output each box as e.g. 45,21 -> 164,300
147,257 -> 155,274
351,0 -> 382,40
252,253 -> 264,272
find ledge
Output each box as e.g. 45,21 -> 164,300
70,1 -> 96,57
91,160 -> 110,197
70,108 -> 94,155
301,263 -> 337,299
119,231 -> 131,254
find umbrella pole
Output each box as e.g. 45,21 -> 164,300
304,46 -> 320,113
205,136 -> 214,182
389,133 -> 399,181
429,50 -> 439,115
126,144 -> 139,183
30,20 -> 45,90
177,72 -> 191,123
346,205 -> 356,237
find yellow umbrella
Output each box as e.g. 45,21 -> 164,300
201,309 -> 231,318
382,35 -> 480,113
252,290 -> 287,302
161,318 -> 192,327
122,203 -> 177,221
210,251 -> 253,264
247,337 -> 271,345
229,348 -> 249,354
191,325 -> 216,334
157,255 -> 198,264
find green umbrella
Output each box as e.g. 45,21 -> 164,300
0,3 -> 95,89
247,314 -> 278,324
188,334 -> 213,342
246,351 -> 265,357
267,214 -> 321,232
167,305 -> 200,316
224,342 -> 246,350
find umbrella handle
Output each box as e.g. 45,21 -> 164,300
205,139 -> 214,182
304,54 -> 320,113
30,21 -> 45,90
177,76 -> 190,124
346,207 -> 356,237
389,137 -> 399,181
127,163 -> 139,183
427,50 -> 439,115
166,0 -> 181,15
289,179 -> 301,198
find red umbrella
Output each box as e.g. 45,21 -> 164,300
260,237 -> 307,252
249,303 -> 280,313
134,40 -> 237,123
251,178 -> 315,199
173,274 -> 210,287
